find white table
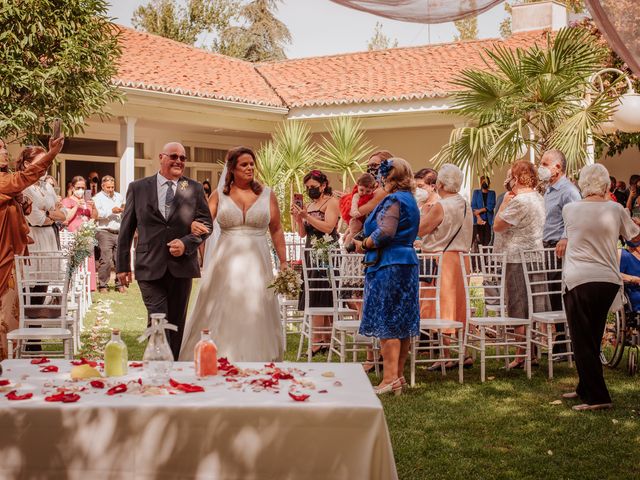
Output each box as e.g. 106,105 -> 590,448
0,360 -> 397,480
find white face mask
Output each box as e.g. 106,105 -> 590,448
538,166 -> 552,183
74,188 -> 85,198
414,187 -> 428,204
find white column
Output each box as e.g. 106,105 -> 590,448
119,117 -> 137,195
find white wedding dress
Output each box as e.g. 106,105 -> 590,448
179,187 -> 284,362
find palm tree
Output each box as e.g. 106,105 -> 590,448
433,27 -> 619,175
318,116 -> 373,190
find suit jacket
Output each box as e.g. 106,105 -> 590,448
471,189 -> 496,226
116,174 -> 213,281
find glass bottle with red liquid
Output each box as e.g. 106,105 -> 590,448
194,329 -> 218,378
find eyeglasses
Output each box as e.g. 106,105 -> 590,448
161,153 -> 187,162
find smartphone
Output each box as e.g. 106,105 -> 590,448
293,193 -> 304,209
52,118 -> 62,139
84,190 -> 92,203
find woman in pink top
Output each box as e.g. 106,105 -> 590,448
62,176 -> 98,290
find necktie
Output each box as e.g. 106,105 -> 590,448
165,181 -> 175,218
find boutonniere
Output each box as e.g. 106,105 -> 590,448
180,180 -> 188,191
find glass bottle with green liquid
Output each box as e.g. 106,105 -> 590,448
104,329 -> 128,377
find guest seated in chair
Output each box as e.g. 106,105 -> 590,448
620,240 -> 640,313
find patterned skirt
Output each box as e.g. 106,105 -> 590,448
359,264 -> 420,339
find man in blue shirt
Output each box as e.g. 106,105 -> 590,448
471,175 -> 496,248
539,149 -> 581,356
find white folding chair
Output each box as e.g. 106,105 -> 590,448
279,233 -> 306,349
521,248 -> 573,378
410,253 -> 464,386
462,251 -> 532,382
8,253 -> 74,359
296,248 -> 336,361
326,250 -> 380,371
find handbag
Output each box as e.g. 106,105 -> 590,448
420,203 -> 467,283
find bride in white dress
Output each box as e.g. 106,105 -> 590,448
179,147 -> 286,362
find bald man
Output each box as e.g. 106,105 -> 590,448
116,142 -> 213,358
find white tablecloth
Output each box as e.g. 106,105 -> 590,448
0,360 -> 397,480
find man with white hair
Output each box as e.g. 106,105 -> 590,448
538,150 -> 581,357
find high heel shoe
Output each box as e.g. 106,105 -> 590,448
374,378 -> 402,396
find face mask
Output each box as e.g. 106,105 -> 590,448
414,187 -> 428,204
538,166 -> 552,183
481,182 -> 489,190
367,165 -> 380,177
74,188 -> 85,198
91,176 -> 99,184
307,186 -> 322,200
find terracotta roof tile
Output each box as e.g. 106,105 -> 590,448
114,26 -> 550,109
113,26 -> 285,107
256,30 -> 550,108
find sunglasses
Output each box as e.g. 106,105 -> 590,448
162,153 -> 187,162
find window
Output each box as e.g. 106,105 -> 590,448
38,136 -> 118,157
134,142 -> 145,159
134,166 -> 146,180
194,147 -> 227,164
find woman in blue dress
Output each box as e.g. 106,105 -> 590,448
355,158 -> 420,396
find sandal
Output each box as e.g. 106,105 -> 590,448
508,360 -> 525,369
572,403 -> 612,411
562,391 -> 579,399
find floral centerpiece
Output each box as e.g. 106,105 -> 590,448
269,268 -> 302,300
63,220 -> 97,281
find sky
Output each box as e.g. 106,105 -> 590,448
106,0 -> 509,59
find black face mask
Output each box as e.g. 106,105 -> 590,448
481,182 -> 489,190
91,176 -> 99,184
204,188 -> 211,195
367,165 -> 380,177
307,186 -> 322,200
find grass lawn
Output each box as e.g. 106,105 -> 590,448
84,283 -> 640,480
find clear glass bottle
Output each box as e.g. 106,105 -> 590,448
142,313 -> 174,385
194,329 -> 218,378
104,329 -> 128,377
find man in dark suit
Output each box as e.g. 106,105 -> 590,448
116,142 -> 212,359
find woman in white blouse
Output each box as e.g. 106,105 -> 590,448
18,147 -> 66,253
556,164 -> 640,411
493,160 -> 547,369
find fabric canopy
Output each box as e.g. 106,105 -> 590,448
329,0 -> 505,24
586,0 -> 640,77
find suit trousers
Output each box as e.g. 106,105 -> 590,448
138,271 -> 193,360
96,230 -> 119,289
563,282 -> 618,405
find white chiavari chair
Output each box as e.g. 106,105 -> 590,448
8,253 -> 74,359
462,251 -> 532,382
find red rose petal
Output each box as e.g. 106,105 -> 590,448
169,378 -> 205,393
318,390 -> 328,394
40,365 -> 59,373
71,358 -> 98,368
0,379 -> 10,386
30,357 -> 49,364
106,384 -> 127,395
45,393 -> 81,403
6,390 -> 33,401
288,392 -> 310,402
90,380 -> 105,389
272,371 -> 294,380
130,362 -> 143,368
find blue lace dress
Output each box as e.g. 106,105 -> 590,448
359,191 -> 420,339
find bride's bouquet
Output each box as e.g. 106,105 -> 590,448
268,267 -> 303,300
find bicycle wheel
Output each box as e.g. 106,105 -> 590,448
600,309 -> 626,367
628,347 -> 638,376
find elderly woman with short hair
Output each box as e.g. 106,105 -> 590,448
419,164 -> 473,369
493,160 -> 546,369
557,164 -> 640,411
356,157 -> 420,395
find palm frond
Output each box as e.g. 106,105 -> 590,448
255,141 -> 283,187
432,124 -> 500,175
272,120 -> 317,193
317,116 -> 372,189
548,91 -> 618,174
